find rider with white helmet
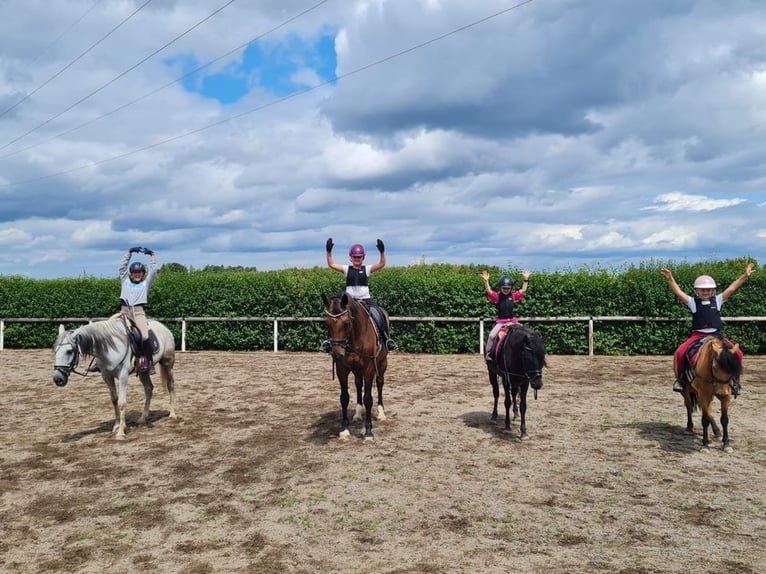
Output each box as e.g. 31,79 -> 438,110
660,263 -> 754,395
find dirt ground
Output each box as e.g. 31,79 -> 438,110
2,350 -> 766,574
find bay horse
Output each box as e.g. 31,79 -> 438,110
675,335 -> 741,451
52,317 -> 177,440
321,293 -> 388,440
486,325 -> 546,440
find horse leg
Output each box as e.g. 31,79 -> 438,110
518,383 -> 529,440
102,373 -> 120,433
512,384 -> 520,421
502,375 -> 512,430
699,395 -> 714,447
682,389 -> 694,433
719,395 -> 732,452
115,369 -> 130,440
353,372 -> 364,422
160,359 -> 177,419
137,372 -> 154,426
374,371 -> 386,421
489,370 -> 499,421
337,367 -> 352,439
363,372 -> 375,439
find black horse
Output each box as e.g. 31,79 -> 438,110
486,325 -> 547,440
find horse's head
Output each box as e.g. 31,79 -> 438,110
322,293 -> 353,357
710,339 -> 742,384
521,330 -> 547,390
52,324 -> 80,387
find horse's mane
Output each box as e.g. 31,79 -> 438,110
512,325 -> 548,367
715,341 -> 742,378
76,319 -> 126,357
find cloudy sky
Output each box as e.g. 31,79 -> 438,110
1,0 -> 765,278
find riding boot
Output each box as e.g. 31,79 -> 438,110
384,332 -> 398,352
672,376 -> 684,393
142,339 -> 156,375
731,376 -> 741,398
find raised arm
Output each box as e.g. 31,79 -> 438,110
660,268 -> 690,304
369,238 -> 387,273
721,262 -> 754,301
519,270 -> 531,294
481,270 -> 492,296
325,237 -> 344,273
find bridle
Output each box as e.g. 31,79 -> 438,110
324,306 -> 353,353
53,333 -> 87,379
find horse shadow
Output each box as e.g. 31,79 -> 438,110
619,421 -> 699,454
460,410 -> 525,442
306,411 -> 350,445
61,409 -> 172,443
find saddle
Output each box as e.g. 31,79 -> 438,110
359,300 -> 388,347
119,314 -> 159,357
489,324 -> 517,362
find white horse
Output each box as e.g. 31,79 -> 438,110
52,317 -> 177,440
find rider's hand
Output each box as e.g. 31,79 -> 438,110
129,246 -> 142,253
326,238 -> 334,253
376,238 -> 385,253
142,248 -> 154,256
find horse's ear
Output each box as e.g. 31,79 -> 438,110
341,292 -> 349,307
321,293 -> 329,306
58,324 -> 65,335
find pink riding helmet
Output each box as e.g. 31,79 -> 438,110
349,244 -> 366,257
693,275 -> 716,289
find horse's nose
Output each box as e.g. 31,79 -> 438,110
531,377 -> 543,390
53,369 -> 68,387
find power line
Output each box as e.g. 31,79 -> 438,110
0,0 -> 536,188
0,0 -> 155,120
0,0 -> 333,161
27,0 -> 103,71
0,0 -> 237,153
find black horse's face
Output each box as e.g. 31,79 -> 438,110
521,338 -> 545,390
52,329 -> 78,387
323,294 -> 352,358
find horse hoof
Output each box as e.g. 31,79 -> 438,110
374,405 -> 386,421
363,434 -> 375,441
519,434 -> 529,441
338,429 -> 351,441
723,445 -> 734,454
115,433 -> 127,441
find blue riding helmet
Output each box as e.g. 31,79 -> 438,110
498,276 -> 514,289
129,261 -> 146,275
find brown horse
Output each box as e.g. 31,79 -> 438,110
675,336 -> 741,451
321,293 -> 388,440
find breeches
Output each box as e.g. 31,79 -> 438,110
122,305 -> 149,340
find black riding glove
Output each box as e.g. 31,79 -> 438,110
376,239 -> 385,253
326,238 -> 334,253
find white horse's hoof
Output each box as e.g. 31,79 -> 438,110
338,429 -> 351,441
374,405 -> 386,421
363,434 -> 375,441
723,445 -> 734,454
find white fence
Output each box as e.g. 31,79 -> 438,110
4,315 -> 766,355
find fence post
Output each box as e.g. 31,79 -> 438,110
0,319 -> 4,351
273,319 -> 279,353
181,320 -> 187,352
479,319 -> 484,354
588,318 -> 594,356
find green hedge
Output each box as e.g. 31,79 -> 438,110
2,258 -> 764,354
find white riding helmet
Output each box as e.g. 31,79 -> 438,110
693,275 -> 716,289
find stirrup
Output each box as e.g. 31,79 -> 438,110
321,340 -> 332,354
672,379 -> 684,392
385,339 -> 398,352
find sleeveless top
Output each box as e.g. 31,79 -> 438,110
691,296 -> 723,332
496,293 -> 515,319
344,265 -> 371,299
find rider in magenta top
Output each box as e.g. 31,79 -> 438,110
482,269 -> 530,361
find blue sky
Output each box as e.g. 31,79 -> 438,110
1,0 -> 765,279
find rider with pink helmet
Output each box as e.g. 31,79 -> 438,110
661,263 -> 754,396
325,238 -> 398,352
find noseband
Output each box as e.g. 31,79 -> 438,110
53,333 -> 83,378
324,306 -> 353,351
